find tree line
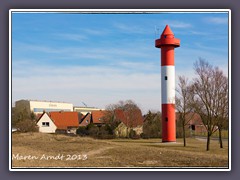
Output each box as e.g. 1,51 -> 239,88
176,58 -> 228,151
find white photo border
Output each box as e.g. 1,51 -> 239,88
9,9 -> 231,172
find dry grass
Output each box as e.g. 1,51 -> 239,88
11,133 -> 229,168
195,130 -> 229,138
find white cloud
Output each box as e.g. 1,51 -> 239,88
54,33 -> 88,41
189,31 -> 209,36
113,22 -> 148,34
82,28 -> 108,35
71,27 -> 110,36
13,40 -> 157,64
115,61 -> 159,72
163,20 -> 192,28
205,17 -> 228,24
12,42 -> 60,54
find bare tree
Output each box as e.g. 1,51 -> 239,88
117,100 -> 141,138
102,104 -> 120,134
191,59 -> 228,151
176,76 -> 194,147
103,100 -> 142,138
211,68 -> 228,148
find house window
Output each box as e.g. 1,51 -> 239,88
165,76 -> 167,80
191,125 -> 195,131
86,120 -> 89,123
165,117 -> 168,122
42,122 -> 50,127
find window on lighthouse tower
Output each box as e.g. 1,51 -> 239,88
165,76 -> 168,80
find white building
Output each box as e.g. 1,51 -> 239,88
15,100 -> 73,114
37,113 -> 57,133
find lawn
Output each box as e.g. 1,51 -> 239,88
194,130 -> 229,138
11,133 -> 229,168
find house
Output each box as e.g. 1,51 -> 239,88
91,110 -> 106,126
79,110 -> 107,127
49,111 -> 79,134
37,112 -> 57,133
37,111 -> 79,134
73,106 -> 104,115
113,108 -> 143,138
78,109 -> 143,138
176,112 -> 206,134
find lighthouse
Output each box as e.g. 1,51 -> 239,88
155,25 -> 180,142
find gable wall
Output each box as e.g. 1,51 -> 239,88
37,113 -> 57,133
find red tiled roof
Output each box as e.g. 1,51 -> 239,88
114,108 -> 143,128
91,110 -> 106,124
49,111 -> 79,130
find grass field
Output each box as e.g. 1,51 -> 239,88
194,130 -> 228,138
11,133 -> 229,168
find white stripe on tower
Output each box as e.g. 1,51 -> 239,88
161,66 -> 175,104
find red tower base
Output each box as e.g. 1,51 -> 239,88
162,104 -> 176,142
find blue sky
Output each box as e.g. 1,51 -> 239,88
11,10 -> 229,114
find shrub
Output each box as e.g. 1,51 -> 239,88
104,124 -> 114,135
88,126 -> 99,136
97,127 -> 115,139
143,111 -> 162,138
129,129 -> 136,138
76,126 -> 88,136
77,123 -> 116,139
86,123 -> 95,130
140,133 -> 149,139
16,119 -> 38,133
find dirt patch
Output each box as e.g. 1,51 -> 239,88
87,146 -> 113,156
138,160 -> 159,165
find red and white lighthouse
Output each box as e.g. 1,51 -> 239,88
155,25 -> 180,142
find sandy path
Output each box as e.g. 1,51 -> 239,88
86,146 -> 113,156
